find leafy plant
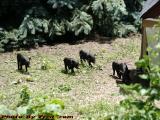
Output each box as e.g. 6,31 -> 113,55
49,19 -> 68,36
114,24 -> 137,37
17,86 -> 30,107
91,0 -> 128,36
0,0 -> 145,51
46,0 -> 76,10
0,86 -> 64,120
41,58 -> 52,70
0,29 -> 19,52
107,20 -> 160,120
18,15 -> 49,40
58,84 -> 71,92
124,0 -> 146,31
70,9 -> 93,36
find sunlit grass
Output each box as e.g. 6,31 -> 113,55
0,36 -> 141,118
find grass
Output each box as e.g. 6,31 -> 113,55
0,35 -> 141,119
76,100 -> 117,120
58,84 -> 72,92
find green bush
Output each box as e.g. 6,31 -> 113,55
107,20 -> 160,120
15,1 -> 93,46
17,86 -> 30,107
0,29 -> 18,52
0,0 -> 146,51
69,9 -> 93,36
0,86 -> 64,120
91,0 -> 141,37
18,15 -> 49,39
124,0 -> 146,31
46,0 -> 76,11
91,0 -> 128,36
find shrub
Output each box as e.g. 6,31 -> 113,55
0,29 -> 19,52
17,86 -> 30,107
0,86 -> 64,120
19,16 -> 49,38
124,0 -> 146,31
91,0 -> 131,37
16,1 -> 93,43
107,20 -> 160,120
69,9 -> 93,36
0,0 -> 145,51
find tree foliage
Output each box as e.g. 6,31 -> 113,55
124,0 -> 146,31
91,0 -> 128,36
0,0 -> 146,51
46,0 -> 76,10
70,9 -> 93,36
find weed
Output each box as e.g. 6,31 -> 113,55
58,84 -> 72,92
41,58 -> 52,70
77,100 -> 116,120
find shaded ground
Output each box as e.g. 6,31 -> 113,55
0,35 -> 141,119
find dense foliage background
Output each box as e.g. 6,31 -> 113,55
0,0 -> 146,51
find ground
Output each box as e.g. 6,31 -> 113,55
0,35 -> 141,119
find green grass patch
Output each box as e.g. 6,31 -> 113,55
58,84 -> 72,92
77,100 -> 117,120
0,36 -> 141,118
